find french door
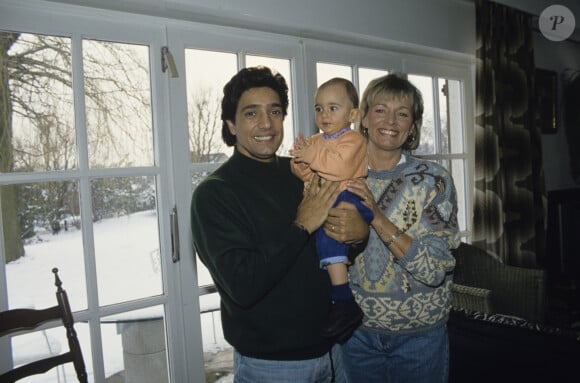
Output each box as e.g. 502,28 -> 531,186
165,23 -> 308,382
0,3 -> 308,382
0,4 -> 204,382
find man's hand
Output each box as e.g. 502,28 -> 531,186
294,174 -> 340,234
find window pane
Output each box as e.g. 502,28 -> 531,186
92,176 -> 161,306
4,181 -> 86,312
451,158 -> 467,232
446,79 -> 464,155
101,306 -> 168,382
439,158 -> 466,232
246,55 -> 293,156
439,79 -> 450,155
408,74 -> 435,155
193,171 -> 234,380
185,49 -> 237,163
316,62 -> 351,85
83,40 -> 153,168
9,323 -> 92,383
200,293 -> 225,347
192,170 -> 219,290
199,293 -> 232,381
3,32 -> 76,173
196,255 -> 214,287
358,67 -> 389,96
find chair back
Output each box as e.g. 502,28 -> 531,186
0,268 -> 88,383
452,243 -> 547,323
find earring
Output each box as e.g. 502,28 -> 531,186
407,127 -> 416,143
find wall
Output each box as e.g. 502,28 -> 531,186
499,1 -> 580,191
44,0 -> 580,190
534,33 -> 580,190
46,0 -> 476,54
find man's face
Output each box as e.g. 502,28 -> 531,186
226,87 -> 285,163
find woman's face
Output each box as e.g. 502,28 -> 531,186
363,95 -> 414,153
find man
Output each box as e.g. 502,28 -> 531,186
190,66 -> 368,382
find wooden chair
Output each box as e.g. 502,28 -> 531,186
0,268 -> 88,383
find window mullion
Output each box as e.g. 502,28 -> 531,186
432,76 -> 442,163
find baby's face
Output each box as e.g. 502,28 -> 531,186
314,83 -> 357,135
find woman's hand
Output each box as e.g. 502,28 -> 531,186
347,179 -> 380,222
325,201 -> 369,245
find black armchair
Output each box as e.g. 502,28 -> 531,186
451,242 -> 547,323
448,243 -> 580,382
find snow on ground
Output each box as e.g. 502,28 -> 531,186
5,210 -> 232,382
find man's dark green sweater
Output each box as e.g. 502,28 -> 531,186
190,149 -> 333,360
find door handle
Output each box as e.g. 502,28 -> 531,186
170,206 -> 180,263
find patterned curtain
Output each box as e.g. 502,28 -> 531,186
473,0 -> 547,267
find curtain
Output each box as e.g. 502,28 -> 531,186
473,0 -> 546,267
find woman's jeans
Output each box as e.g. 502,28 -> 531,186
341,325 -> 449,383
233,343 -> 346,383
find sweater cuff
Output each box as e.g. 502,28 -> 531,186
292,222 -> 311,238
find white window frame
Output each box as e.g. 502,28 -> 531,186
303,40 -> 475,238
0,2 -> 196,382
1,1 -> 476,381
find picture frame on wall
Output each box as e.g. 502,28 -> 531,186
535,68 -> 558,134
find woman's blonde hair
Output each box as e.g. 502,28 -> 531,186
359,73 -> 424,151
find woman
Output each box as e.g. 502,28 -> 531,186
343,73 -> 460,383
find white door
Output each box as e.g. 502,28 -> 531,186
166,24 -> 307,381
0,4 -> 203,382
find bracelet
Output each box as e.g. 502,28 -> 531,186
384,227 -> 404,247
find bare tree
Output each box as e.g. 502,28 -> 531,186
82,40 -> 153,168
188,88 -> 224,163
0,32 -> 21,261
1,32 -> 151,262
